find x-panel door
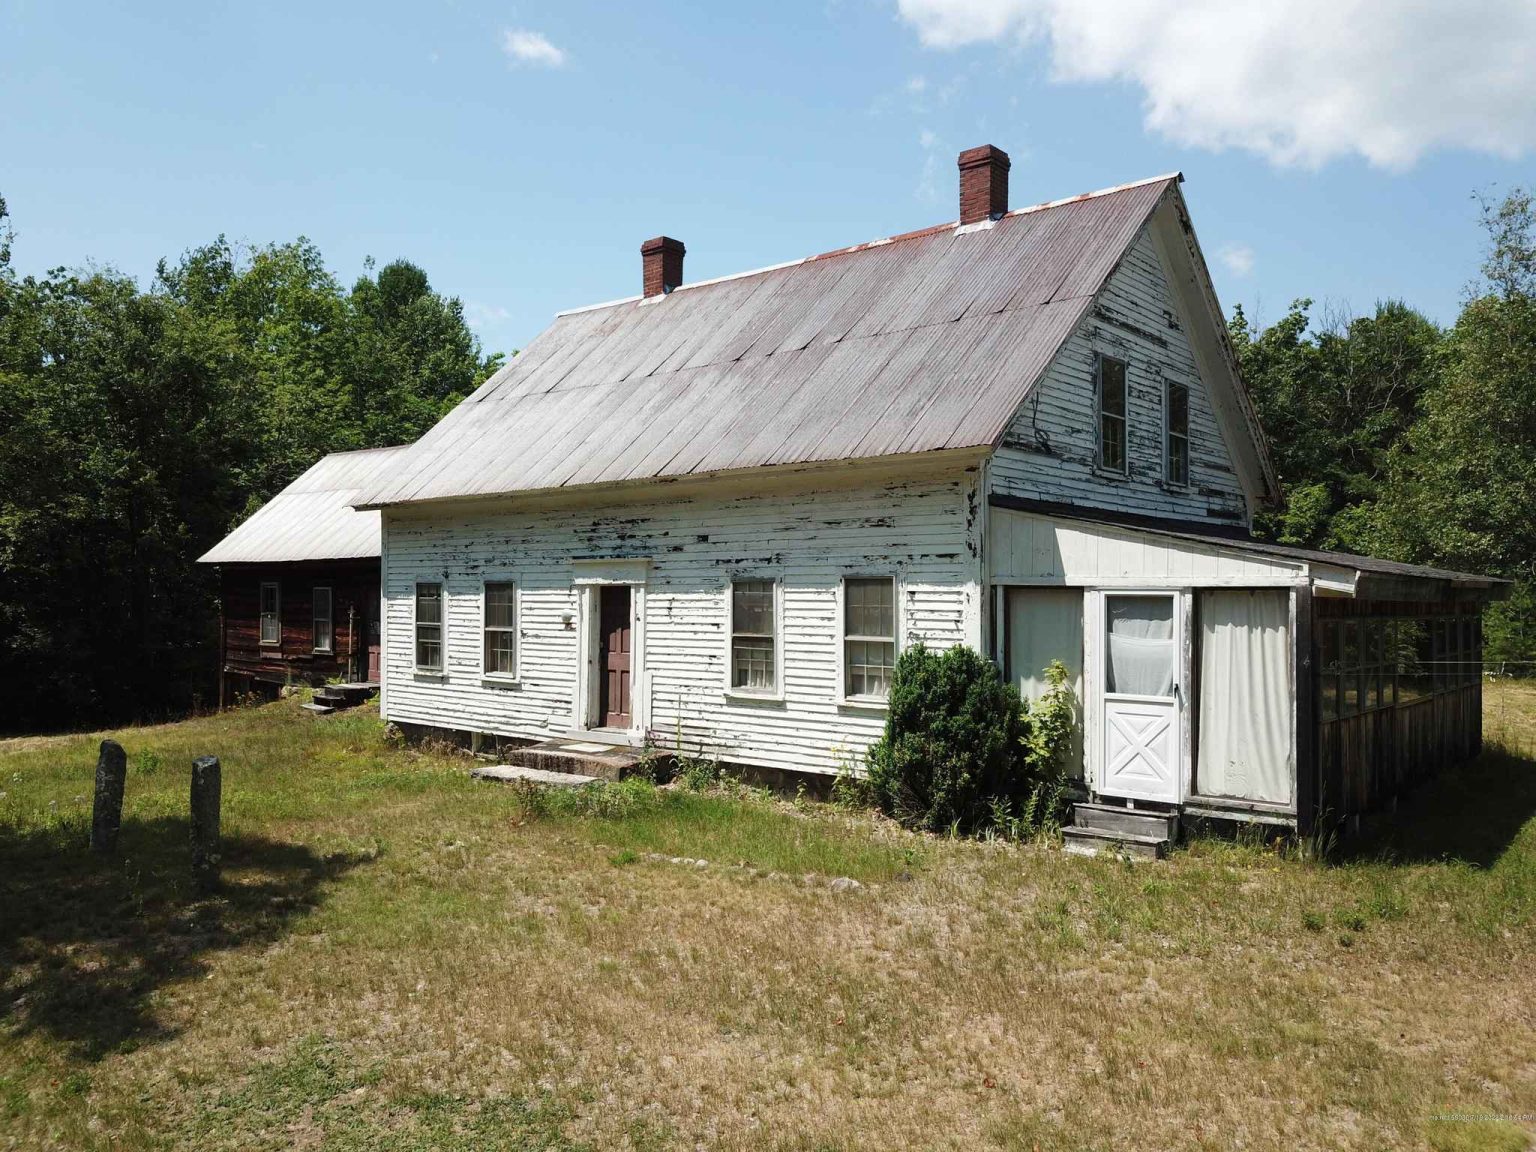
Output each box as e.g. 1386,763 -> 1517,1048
1099,592 -> 1181,804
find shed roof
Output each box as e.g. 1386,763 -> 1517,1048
198,447 -> 409,565
356,174 -> 1183,509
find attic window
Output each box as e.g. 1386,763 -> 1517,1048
1097,355 -> 1128,475
1165,380 -> 1190,486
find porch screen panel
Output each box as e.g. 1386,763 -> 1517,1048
1197,589 -> 1293,804
1006,587 -> 1084,777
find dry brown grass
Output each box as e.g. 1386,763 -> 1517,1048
2,696 -> 1534,1151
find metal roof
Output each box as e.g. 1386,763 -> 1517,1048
356,175 -> 1180,509
198,446 -> 410,564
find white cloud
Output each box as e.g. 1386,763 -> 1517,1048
895,0 -> 1536,169
465,303 -> 511,331
1217,244 -> 1255,277
906,75 -> 929,94
916,128 -> 943,202
500,29 -> 567,68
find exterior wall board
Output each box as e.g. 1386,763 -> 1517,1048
382,472 -> 981,774
990,231 -> 1249,525
988,510 -> 1305,586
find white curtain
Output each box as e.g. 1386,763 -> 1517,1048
1197,589 -> 1293,804
1106,596 -> 1175,697
1007,588 -> 1084,776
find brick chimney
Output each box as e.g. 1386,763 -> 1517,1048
958,145 -> 1010,225
641,236 -> 685,298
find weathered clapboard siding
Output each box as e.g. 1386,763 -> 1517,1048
382,471 -> 981,774
990,231 -> 1249,525
988,509 -> 1305,585
218,559 -> 378,690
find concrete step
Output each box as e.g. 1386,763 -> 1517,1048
1072,802 -> 1179,841
300,702 -> 335,715
328,682 -> 380,704
495,739 -> 643,782
1062,825 -> 1169,860
470,764 -> 599,788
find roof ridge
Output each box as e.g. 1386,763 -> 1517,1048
554,172 -> 1181,319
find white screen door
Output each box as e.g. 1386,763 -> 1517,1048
1100,592 -> 1181,803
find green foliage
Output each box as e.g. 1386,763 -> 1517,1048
1234,187 -> 1536,661
1232,297 -> 1442,550
0,202 -> 502,732
866,643 -> 1074,837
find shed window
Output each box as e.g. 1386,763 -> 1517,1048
844,577 -> 896,700
312,586 -> 333,654
483,582 -> 517,677
259,582 -> 280,646
415,583 -> 443,672
1165,380 -> 1190,486
1097,355 -> 1128,474
730,579 -> 777,692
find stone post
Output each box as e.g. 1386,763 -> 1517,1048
190,755 -> 221,891
90,740 -> 127,854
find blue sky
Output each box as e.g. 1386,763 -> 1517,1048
3,0 -> 1533,357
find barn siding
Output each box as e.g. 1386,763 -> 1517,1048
381,470 -> 982,775
989,231 -> 1249,525
219,559 -> 378,689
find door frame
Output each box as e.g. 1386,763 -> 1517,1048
572,560 -> 648,737
1088,587 -> 1192,805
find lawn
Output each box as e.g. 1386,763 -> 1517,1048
2,688 -> 1535,1151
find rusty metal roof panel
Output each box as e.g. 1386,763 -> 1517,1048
356,176 -> 1179,508
198,446 -> 410,563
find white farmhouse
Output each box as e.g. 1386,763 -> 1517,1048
353,145 -> 1503,849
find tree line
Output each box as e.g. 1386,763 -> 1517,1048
1232,189 -> 1536,665
0,195 -> 501,733
1,189 -> 1533,734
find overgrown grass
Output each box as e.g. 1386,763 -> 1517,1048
1,695 -> 1534,1150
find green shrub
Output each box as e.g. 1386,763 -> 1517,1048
866,646 -> 1079,838
866,643 -> 1025,835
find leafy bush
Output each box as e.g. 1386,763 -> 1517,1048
866,644 -> 1024,835
866,645 -> 1078,838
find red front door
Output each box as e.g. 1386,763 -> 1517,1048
598,585 -> 632,728
365,585 -> 382,682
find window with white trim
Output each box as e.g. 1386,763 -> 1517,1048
312,586 -> 333,653
1097,354 -> 1128,474
843,577 -> 896,700
259,582 -> 280,646
729,579 -> 777,692
1165,379 -> 1190,486
415,583 -> 443,672
483,582 -> 517,677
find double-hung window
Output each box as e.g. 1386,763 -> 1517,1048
1165,380 -> 1190,486
843,577 -> 897,700
1097,354 -> 1128,474
729,579 -> 777,693
312,586 -> 333,653
483,582 -> 517,678
415,583 -> 443,672
259,582 -> 281,646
